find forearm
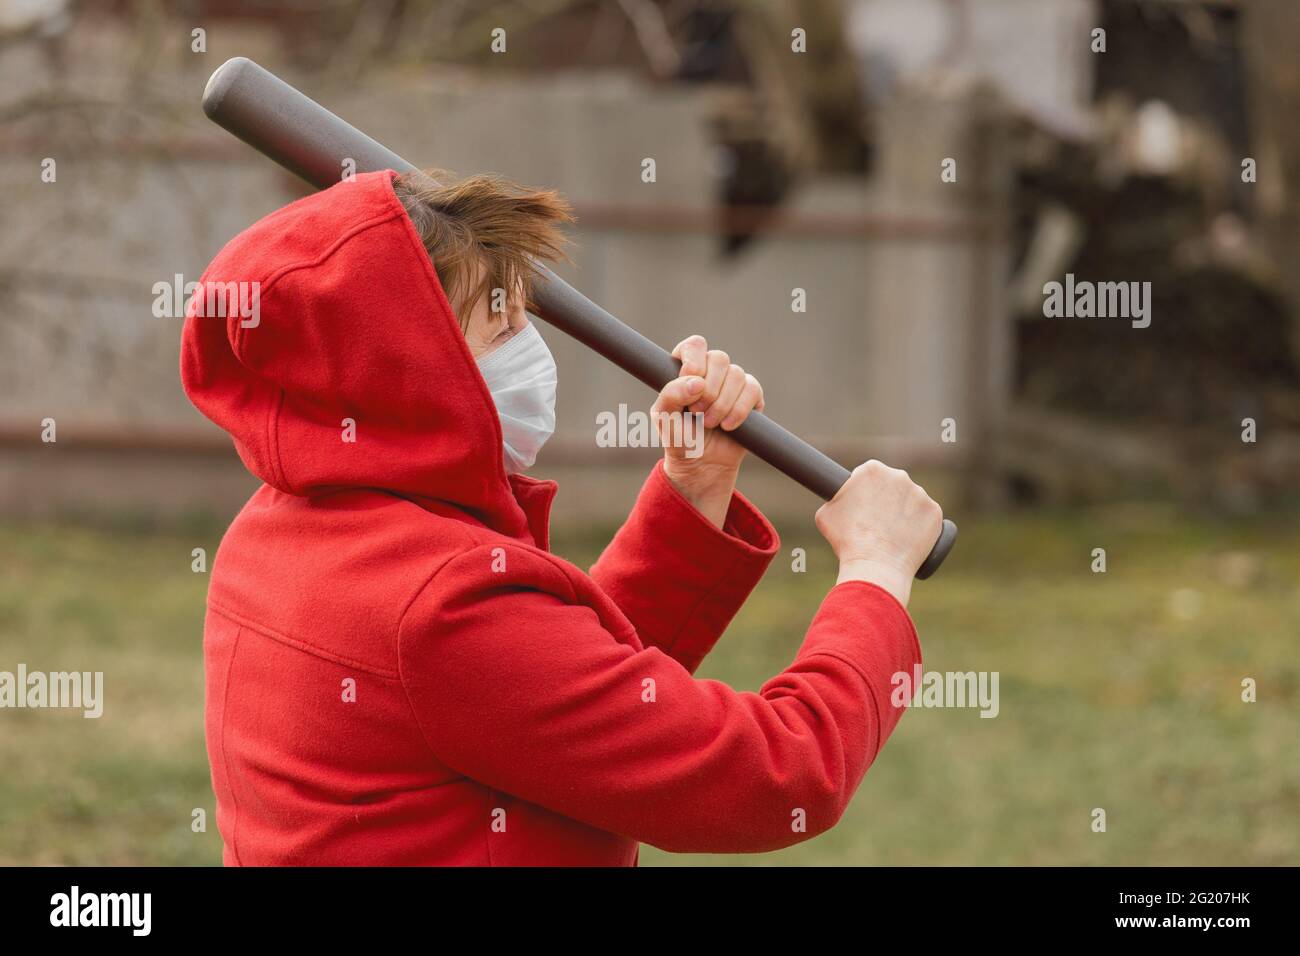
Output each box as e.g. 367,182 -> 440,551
589,461 -> 777,671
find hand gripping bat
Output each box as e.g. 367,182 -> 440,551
201,57 -> 957,578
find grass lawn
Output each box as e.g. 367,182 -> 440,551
1,501 -> 1296,865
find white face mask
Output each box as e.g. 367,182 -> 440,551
475,321 -> 557,474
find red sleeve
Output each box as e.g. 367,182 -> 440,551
397,544 -> 921,854
588,461 -> 778,673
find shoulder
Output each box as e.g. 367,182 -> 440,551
401,537 -> 584,622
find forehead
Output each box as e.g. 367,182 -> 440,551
465,258 -> 524,297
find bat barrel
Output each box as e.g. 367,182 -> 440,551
201,57 -> 957,579
203,57 -> 416,188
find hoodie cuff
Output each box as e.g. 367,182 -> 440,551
589,461 -> 779,672
651,459 -> 779,560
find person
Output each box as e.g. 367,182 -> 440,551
180,167 -> 943,866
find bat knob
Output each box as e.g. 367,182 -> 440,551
915,519 -> 957,580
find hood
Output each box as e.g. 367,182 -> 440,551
181,169 -> 538,541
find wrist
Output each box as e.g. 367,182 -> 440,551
662,457 -> 738,496
836,557 -> 912,608
662,459 -> 737,529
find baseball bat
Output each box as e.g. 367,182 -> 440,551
201,57 -> 957,579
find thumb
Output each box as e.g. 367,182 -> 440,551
654,375 -> 706,413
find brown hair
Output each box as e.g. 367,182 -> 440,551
393,168 -> 574,329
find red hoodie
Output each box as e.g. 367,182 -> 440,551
180,170 -> 922,866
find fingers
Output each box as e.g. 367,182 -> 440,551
850,460 -> 943,530
670,334 -> 764,429
691,349 -> 729,414
652,375 -> 706,415
719,373 -> 763,430
697,366 -> 741,430
672,335 -> 709,379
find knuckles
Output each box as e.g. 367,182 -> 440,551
813,505 -> 831,534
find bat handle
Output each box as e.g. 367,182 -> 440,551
725,410 -> 956,579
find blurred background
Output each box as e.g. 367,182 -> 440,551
0,0 -> 1296,865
